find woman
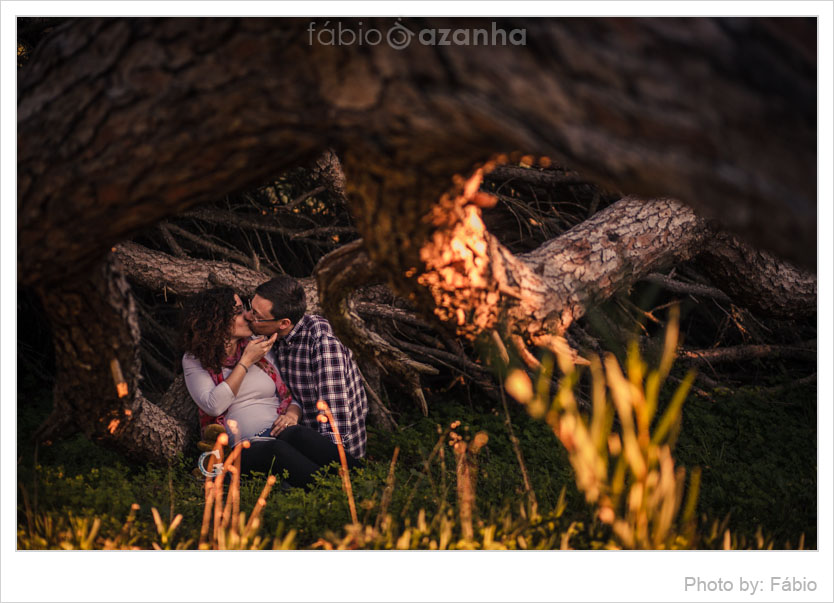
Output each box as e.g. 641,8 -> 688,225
180,287 -> 360,488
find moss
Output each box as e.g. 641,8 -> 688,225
674,380 -> 816,548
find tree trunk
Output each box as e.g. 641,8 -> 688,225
36,255 -> 193,462
19,18 -> 815,284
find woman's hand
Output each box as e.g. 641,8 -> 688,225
223,333 -> 277,397
270,405 -> 301,436
239,333 -> 278,368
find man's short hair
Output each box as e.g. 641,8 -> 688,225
255,276 -> 307,324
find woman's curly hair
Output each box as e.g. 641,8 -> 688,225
179,287 -> 240,372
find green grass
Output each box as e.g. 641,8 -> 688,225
674,382 -> 817,548
16,364 -> 816,549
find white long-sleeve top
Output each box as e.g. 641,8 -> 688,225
182,353 -> 300,445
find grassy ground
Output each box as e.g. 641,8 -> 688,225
16,361 -> 816,549
675,383 -> 817,548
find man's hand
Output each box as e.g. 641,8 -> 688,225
270,406 -> 301,436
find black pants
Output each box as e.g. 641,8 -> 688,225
239,425 -> 362,488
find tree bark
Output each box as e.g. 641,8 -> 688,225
697,232 -> 818,318
412,192 -> 815,346
114,242 -> 271,298
36,255 -> 193,462
19,17 -> 815,287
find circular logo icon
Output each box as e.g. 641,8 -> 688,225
387,20 -> 414,50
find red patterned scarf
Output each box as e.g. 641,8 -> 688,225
199,339 -> 293,436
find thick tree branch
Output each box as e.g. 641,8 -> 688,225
413,188 -> 815,345
698,232 -> 817,318
113,241 -> 321,310
115,242 -> 265,294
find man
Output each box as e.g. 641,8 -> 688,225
245,276 -> 369,458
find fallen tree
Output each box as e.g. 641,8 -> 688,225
17,17 -> 816,462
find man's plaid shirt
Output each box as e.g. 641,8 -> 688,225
267,314 -> 368,458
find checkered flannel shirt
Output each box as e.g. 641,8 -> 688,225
269,314 -> 368,458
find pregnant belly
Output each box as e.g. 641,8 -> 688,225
227,414 -> 275,444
